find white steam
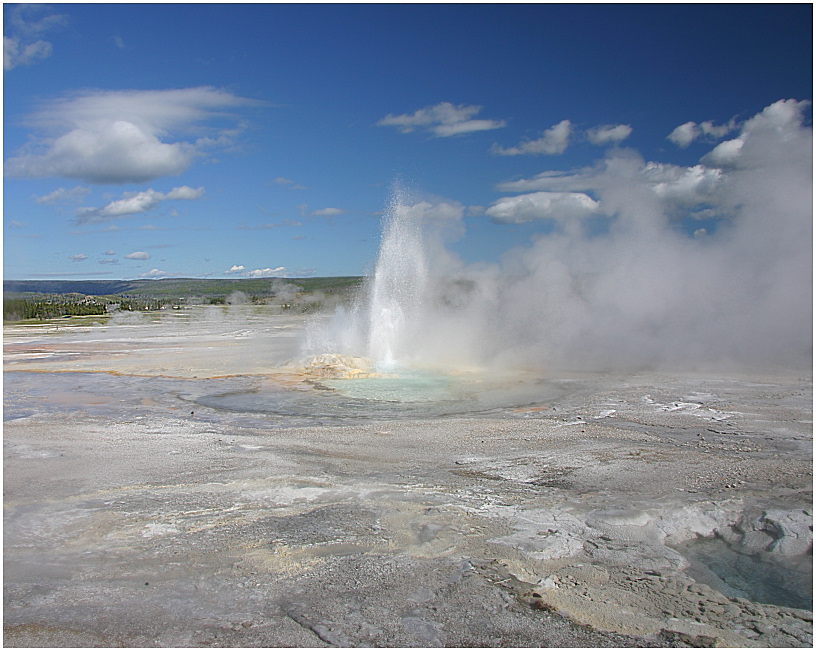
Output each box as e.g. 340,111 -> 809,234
306,99 -> 812,373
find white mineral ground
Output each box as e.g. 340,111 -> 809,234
3,307 -> 813,647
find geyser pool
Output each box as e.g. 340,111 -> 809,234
319,371 -> 454,403
676,535 -> 812,611
193,367 -> 567,423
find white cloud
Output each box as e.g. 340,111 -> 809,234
141,268 -> 168,278
225,265 -> 289,278
34,186 -> 91,204
643,163 -> 724,206
377,102 -> 506,137
247,267 -> 288,278
104,250 -> 115,255
742,98 -> 807,132
4,36 -> 52,70
6,5 -> 68,37
667,121 -> 699,148
112,35 -> 125,50
164,186 -> 205,201
75,186 -> 204,224
3,5 -> 67,71
699,119 -> 736,139
668,117 -> 738,147
99,189 -> 164,216
586,124 -> 632,146
124,251 -> 150,260
311,207 -> 344,217
703,99 -> 810,168
486,191 -> 600,224
496,154 -> 726,213
703,137 -> 744,165
68,253 -> 88,262
4,87 -> 262,183
492,119 -> 571,156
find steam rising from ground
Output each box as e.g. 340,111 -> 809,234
306,100 -> 812,373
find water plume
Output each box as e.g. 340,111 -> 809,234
305,99 -> 812,375
366,189 -> 429,368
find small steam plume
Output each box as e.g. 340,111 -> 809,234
306,99 -> 812,373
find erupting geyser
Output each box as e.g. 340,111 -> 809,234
366,190 -> 429,369
303,186 -> 441,377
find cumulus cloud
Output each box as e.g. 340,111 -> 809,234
643,163 -> 724,206
247,267 -> 288,278
225,264 -> 289,278
704,138 -> 745,166
586,123 -> 632,146
486,191 -> 600,224
703,99 -> 810,168
377,102 -> 506,137
666,121 -> 698,148
75,185 -> 204,224
668,117 -> 738,147
3,5 -> 67,71
68,253 -> 88,262
492,119 -> 571,156
164,185 -> 205,200
497,152 -> 727,214
4,87 -> 262,183
124,251 -> 150,260
140,268 -> 168,278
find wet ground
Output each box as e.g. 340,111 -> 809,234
4,307 -> 813,647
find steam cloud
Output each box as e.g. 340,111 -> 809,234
308,99 -> 812,373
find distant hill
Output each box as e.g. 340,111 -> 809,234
3,277 -> 365,299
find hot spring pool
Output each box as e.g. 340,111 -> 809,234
676,535 -> 812,611
193,369 -> 566,422
318,372 -> 455,403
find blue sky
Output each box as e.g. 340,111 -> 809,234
3,3 -> 812,280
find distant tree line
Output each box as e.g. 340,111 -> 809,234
4,298 -> 107,321
116,298 -> 165,311
3,296 -> 167,321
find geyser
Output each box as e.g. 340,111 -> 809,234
305,98 -> 812,376
366,189 -> 429,369
303,186 -> 454,375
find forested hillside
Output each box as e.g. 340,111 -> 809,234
3,277 -> 364,321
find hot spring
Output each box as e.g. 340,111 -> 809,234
194,190 -> 564,421
676,535 -> 812,611
295,189 -> 497,412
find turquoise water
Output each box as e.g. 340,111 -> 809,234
319,372 -> 455,403
194,368 -> 565,422
677,535 -> 812,611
